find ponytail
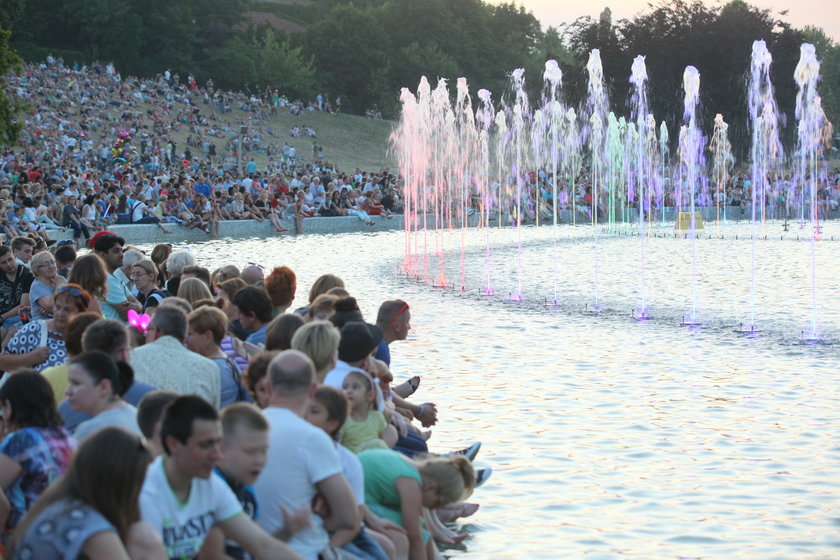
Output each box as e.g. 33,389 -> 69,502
71,351 -> 132,398
418,454 -> 476,506
114,361 -> 135,397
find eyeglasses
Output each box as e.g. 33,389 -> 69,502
57,285 -> 84,297
37,261 -> 56,269
130,271 -> 150,279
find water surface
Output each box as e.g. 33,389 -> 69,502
171,222 -> 840,559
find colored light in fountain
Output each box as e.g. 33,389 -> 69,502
543,59 -> 564,307
585,49 -> 609,313
633,309 -> 651,320
630,55 -> 647,87
681,312 -> 701,326
544,59 -> 562,86
794,43 -> 831,343
738,323 -> 760,335
683,66 -> 700,115
628,54 -> 652,321
710,113 -> 734,227
746,40 -> 784,336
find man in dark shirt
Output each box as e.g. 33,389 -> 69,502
0,245 -> 34,332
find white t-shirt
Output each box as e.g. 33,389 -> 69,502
131,201 -> 148,222
336,443 -> 365,507
253,408 -> 342,560
141,456 -> 242,560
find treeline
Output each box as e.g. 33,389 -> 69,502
1,0 -> 838,157
0,0 -> 556,116
566,0 -> 839,159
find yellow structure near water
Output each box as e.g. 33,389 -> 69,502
675,211 -> 705,230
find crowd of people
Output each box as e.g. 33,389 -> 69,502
0,231 -> 490,560
1,58 -> 405,243
499,167 -> 840,226
8,57 -> 840,248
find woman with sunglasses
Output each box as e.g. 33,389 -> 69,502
27,252 -> 66,322
1,284 -> 91,372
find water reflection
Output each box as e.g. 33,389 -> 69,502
156,226 -> 840,559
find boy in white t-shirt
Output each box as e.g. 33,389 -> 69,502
140,395 -> 302,560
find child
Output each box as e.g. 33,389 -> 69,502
306,386 -> 406,560
215,403 -> 270,560
211,402 -> 309,559
340,370 -> 397,453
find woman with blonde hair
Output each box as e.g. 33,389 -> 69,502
309,274 -> 344,303
176,277 -> 213,308
294,273 -> 345,315
359,450 -> 475,560
306,294 -> 337,323
211,265 -> 240,290
290,320 -> 340,383
186,306 -> 247,407
149,243 -> 172,287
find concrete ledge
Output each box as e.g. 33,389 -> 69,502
49,215 -> 410,246
42,206 -> 833,246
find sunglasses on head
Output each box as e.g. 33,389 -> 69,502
57,285 -> 83,297
56,240 -> 75,246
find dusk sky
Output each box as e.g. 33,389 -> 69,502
500,0 -> 839,44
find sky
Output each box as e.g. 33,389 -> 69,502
497,0 -> 840,43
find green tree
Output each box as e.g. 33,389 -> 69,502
801,26 -> 840,133
0,27 -> 23,146
303,4 -> 390,114
389,41 -> 461,97
61,0 -> 143,69
566,0 -> 806,158
252,28 -> 317,99
0,0 -> 25,30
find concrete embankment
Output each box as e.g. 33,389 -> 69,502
47,205 -> 824,246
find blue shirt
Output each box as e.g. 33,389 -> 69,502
245,324 -> 268,346
374,339 -> 390,366
214,468 -> 258,560
195,182 -> 212,198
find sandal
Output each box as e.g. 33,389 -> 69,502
393,375 -> 421,398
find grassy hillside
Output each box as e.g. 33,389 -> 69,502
142,101 -> 396,173
262,110 -> 397,171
